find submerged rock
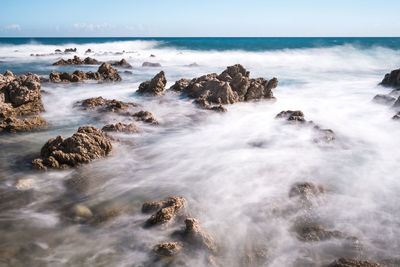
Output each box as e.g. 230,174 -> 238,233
175,64 -> 277,105
153,242 -> 182,257
0,71 -> 44,117
0,115 -> 48,133
392,112 -> 400,120
294,222 -> 343,242
75,96 -> 137,113
328,258 -> 380,267
136,71 -> 167,96
142,196 -> 185,226
32,126 -> 112,170
275,110 -> 305,122
69,204 -> 93,223
64,48 -> 77,53
102,122 -> 140,133
183,218 -> 217,253
142,62 -> 162,67
380,68 -> 400,87
49,63 -> 121,83
194,95 -> 227,112
289,182 -> 325,201
132,110 -> 159,124
372,94 -> 396,105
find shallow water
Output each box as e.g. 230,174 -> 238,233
1,38 -> 400,266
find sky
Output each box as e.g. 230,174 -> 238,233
0,0 -> 399,37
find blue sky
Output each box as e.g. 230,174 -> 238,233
0,0 -> 399,37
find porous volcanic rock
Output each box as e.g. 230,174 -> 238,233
328,258 -> 381,267
142,196 -> 185,226
52,56 -> 100,66
49,63 -> 121,83
136,71 -> 167,96
153,242 -> 182,257
0,115 -> 48,133
31,126 -> 112,170
102,122 -> 140,133
75,96 -> 137,113
380,68 -> 400,87
0,71 -> 44,116
169,78 -> 190,92
132,110 -> 159,124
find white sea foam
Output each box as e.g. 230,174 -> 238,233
0,40 -> 400,266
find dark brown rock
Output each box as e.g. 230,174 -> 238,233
53,56 -> 100,66
169,78 -> 190,92
0,115 -> 48,133
75,96 -> 137,113
137,71 -> 167,96
153,242 -> 182,257
97,63 -> 122,81
181,64 -> 277,105
194,95 -> 227,112
142,62 -> 162,67
31,126 -> 112,170
109,58 -> 132,68
49,63 -> 121,83
143,196 -> 185,226
380,68 -> 400,87
328,258 -> 380,267
132,110 -> 159,124
102,122 -> 140,133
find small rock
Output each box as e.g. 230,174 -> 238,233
109,58 -> 132,68
15,178 -> 35,191
137,71 -> 167,96
132,110 -> 159,124
142,62 -> 162,67
153,242 -> 182,257
70,204 -> 93,223
143,196 -> 185,226
102,122 -> 140,133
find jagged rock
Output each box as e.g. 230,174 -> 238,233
64,48 -> 77,53
183,218 -> 217,253
137,71 -> 167,96
102,122 -> 140,133
289,182 -> 325,201
52,56 -> 100,66
372,94 -> 396,105
49,63 -> 121,83
194,95 -> 227,112
169,78 -> 190,92
31,126 -> 112,170
328,258 -> 380,267
75,96 -> 137,113
380,68 -> 400,87
109,59 -> 132,68
153,242 -> 182,257
143,196 -> 185,226
132,110 -> 159,124
142,62 -> 162,67
0,115 -> 48,133
275,110 -> 305,122
179,64 -> 277,105
0,71 -> 44,116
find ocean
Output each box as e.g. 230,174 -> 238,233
0,37 -> 400,266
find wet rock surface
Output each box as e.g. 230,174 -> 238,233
0,71 -> 44,116
380,68 -> 400,87
31,126 -> 112,170
328,258 -> 381,267
102,122 -> 140,133
132,110 -> 159,124
178,64 -> 277,106
49,63 -> 121,82
75,96 -> 138,113
0,114 -> 48,133
136,71 -> 167,96
142,196 -> 185,226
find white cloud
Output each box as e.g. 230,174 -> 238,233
73,23 -> 111,31
4,24 -> 21,31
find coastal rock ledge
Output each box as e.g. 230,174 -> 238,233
32,126 -> 112,170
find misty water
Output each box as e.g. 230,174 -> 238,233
1,39 -> 400,266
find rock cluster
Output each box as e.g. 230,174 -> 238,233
136,71 -> 167,96
53,56 -> 101,66
49,63 -> 121,82
275,110 -> 335,143
75,96 -> 137,113
142,196 -> 185,226
32,126 -> 112,170
380,68 -> 400,87
0,71 -> 47,132
102,122 -> 140,133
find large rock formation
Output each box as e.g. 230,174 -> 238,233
49,63 -> 121,83
380,68 -> 400,87
32,126 -> 112,170
0,71 -> 44,116
171,64 -> 277,107
52,56 -> 100,66
136,71 -> 167,96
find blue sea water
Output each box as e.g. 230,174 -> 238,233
1,37 -> 400,51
